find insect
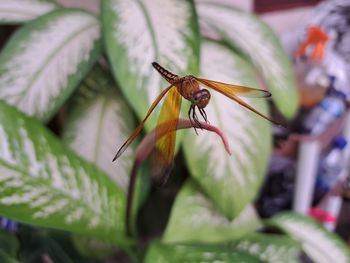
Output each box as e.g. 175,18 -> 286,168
113,62 -> 278,180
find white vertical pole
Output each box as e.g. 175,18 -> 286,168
293,140 -> 321,214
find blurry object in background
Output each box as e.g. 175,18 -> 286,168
309,207 -> 336,226
295,61 -> 328,108
254,0 -> 321,14
342,172 -> 350,201
295,26 -> 329,61
302,87 -> 347,135
273,108 -> 347,158
322,196 -> 343,231
335,197 -> 350,242
0,218 -> 17,233
256,155 -> 296,218
313,135 -> 347,203
293,0 -> 350,99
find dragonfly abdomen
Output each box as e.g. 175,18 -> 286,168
152,62 -> 179,83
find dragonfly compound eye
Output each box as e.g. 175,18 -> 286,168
193,89 -> 210,108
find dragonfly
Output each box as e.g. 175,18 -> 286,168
113,62 -> 278,181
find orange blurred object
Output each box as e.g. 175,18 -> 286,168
295,26 -> 330,61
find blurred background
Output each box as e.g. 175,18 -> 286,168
0,0 -> 350,262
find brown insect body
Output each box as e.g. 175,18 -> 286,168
152,62 -> 211,134
176,76 -> 200,101
152,62 -> 180,84
152,62 -> 210,109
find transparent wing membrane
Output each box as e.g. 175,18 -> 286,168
112,85 -> 174,161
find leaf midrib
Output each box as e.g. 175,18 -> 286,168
93,97 -> 109,162
15,21 -> 99,105
136,0 -> 159,61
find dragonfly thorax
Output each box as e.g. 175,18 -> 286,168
176,76 -> 210,108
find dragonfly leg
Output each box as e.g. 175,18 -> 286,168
192,106 -> 203,130
199,108 -> 209,124
188,105 -> 199,135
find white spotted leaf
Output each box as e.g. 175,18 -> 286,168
0,101 -> 127,244
196,0 -> 299,119
102,0 -> 200,131
231,234 -> 301,263
0,0 -> 57,24
145,242 -> 261,263
62,66 -> 135,191
270,212 -> 350,263
183,40 -> 271,218
0,9 -> 102,122
163,180 -> 262,243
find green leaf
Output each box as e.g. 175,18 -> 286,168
231,233 -> 301,263
196,0 -> 299,119
164,180 -> 261,243
102,0 -> 200,130
18,227 -> 98,263
0,229 -> 19,257
18,227 -> 75,263
72,234 -> 117,259
0,0 -> 57,24
183,40 -> 271,218
0,251 -> 18,263
270,212 -> 350,263
0,101 -> 127,244
0,8 -> 102,122
63,65 -> 136,191
145,242 -> 262,263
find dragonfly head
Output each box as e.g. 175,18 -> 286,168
192,89 -> 210,109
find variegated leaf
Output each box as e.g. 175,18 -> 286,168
63,66 -> 135,191
163,180 -> 261,243
0,0 -> 57,24
232,234 -> 301,263
0,9 -> 102,122
0,101 -> 127,244
145,242 -> 261,263
183,40 -> 271,218
270,212 -> 350,263
196,0 -> 299,119
102,0 -> 200,130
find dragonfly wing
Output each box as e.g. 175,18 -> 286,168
196,78 -> 271,98
195,77 -> 279,125
152,87 -> 182,185
113,84 -> 174,161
